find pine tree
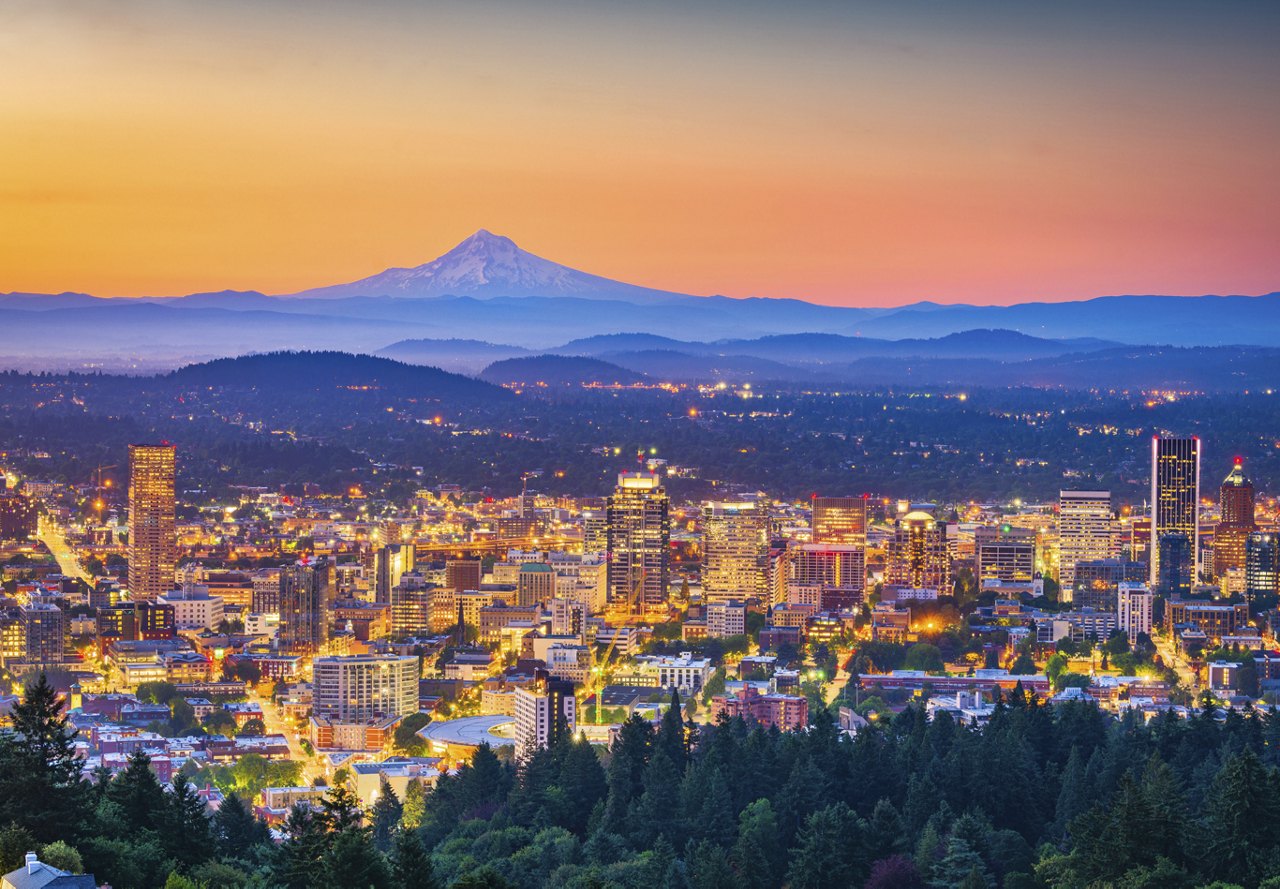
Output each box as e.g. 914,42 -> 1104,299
107,749 -> 168,833
213,792 -> 269,861
391,827 -> 438,889
278,803 -> 328,889
929,837 -> 991,889
166,774 -> 214,867
324,827 -> 392,888
402,778 -> 427,831
786,803 -> 867,889
686,838 -> 735,889
370,777 -> 403,852
732,798 -> 783,889
656,689 -> 688,772
319,782 -> 364,833
4,673 -> 87,842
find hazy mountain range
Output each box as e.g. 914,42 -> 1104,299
1,229 -> 1277,373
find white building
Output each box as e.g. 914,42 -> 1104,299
706,600 -> 747,638
313,655 -> 419,722
1058,491 -> 1116,597
514,681 -> 576,759
157,588 -> 225,630
1117,582 -> 1154,640
636,652 -> 713,695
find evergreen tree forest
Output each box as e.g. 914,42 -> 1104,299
6,675 -> 1280,888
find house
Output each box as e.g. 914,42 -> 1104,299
2,852 -> 97,888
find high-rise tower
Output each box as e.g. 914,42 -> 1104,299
1057,491 -> 1115,594
606,472 -> 670,620
1150,436 -> 1200,588
810,496 -> 868,547
1214,457 -> 1256,578
279,558 -> 334,657
702,500 -> 768,603
128,443 -> 176,602
886,511 -> 950,592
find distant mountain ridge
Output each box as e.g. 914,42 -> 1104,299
1,230 -> 1278,372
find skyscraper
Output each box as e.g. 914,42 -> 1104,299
128,443 -> 176,602
1057,491 -> 1115,593
886,511 -> 950,592
702,500 -> 768,603
375,543 -> 416,604
1245,533 -> 1279,604
1214,457 -> 1256,578
1150,436 -> 1200,588
1156,532 -> 1193,598
811,496 -> 868,546
279,558 -> 334,657
606,472 -> 670,620
790,544 -> 866,611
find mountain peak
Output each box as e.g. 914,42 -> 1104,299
285,230 -> 695,303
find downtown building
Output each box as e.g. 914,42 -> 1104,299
701,500 -> 769,603
605,472 -> 670,621
1214,457 -> 1256,582
1150,435 -> 1201,589
810,495 -> 868,546
1057,491 -> 1115,594
886,511 -> 950,593
127,443 -> 176,601
278,558 -> 334,657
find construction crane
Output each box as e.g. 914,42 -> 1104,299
91,464 -> 117,513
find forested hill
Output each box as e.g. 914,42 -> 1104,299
167,351 -> 506,401
5,673 -> 1280,889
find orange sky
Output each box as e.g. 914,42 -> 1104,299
1,1 -> 1277,306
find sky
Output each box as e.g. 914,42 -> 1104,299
1,0 -> 1278,306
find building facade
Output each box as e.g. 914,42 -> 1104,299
127,443 -> 176,601
1150,436 -> 1201,588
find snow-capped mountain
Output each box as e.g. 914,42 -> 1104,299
285,229 -> 694,302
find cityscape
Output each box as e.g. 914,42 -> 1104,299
3,2 -> 1280,889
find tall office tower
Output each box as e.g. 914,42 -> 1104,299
1150,436 -> 1200,588
1072,559 -> 1147,610
312,655 -> 418,722
445,559 -> 482,593
1058,491 -> 1115,592
1245,533 -> 1279,603
606,472 -> 670,620
279,558 -> 334,656
702,500 -> 769,603
517,563 -> 555,606
514,671 -> 577,760
1214,458 -> 1256,578
0,490 -> 37,541
811,496 -> 868,546
127,443 -> 176,601
390,574 -> 434,637
1156,533 -> 1193,598
581,508 -> 608,554
886,511 -> 950,592
375,543 -> 416,604
550,597 -> 588,640
20,603 -> 64,668
974,525 -> 1036,583
791,544 -> 866,611
1117,583 -> 1154,640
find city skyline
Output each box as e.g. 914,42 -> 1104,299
2,1 -> 1278,305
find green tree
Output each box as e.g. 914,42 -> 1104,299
391,827 -> 438,889
787,803 -> 867,889
38,840 -> 83,874
370,778 -> 403,852
732,798 -> 784,889
904,644 -> 945,673
323,828 -> 392,889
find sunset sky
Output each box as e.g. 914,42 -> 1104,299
2,0 -> 1278,306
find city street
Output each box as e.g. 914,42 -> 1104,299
37,514 -> 91,583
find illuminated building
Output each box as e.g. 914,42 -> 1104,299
517,563 -> 555,606
1150,436 -> 1200,588
1214,458 -> 1256,578
581,508 -> 608,554
790,544 -> 866,611
279,558 -> 333,657
313,654 -> 419,722
701,500 -> 768,603
445,559 -> 482,593
127,443 -> 176,601
1072,559 -> 1146,611
20,602 -> 64,668
0,490 -> 37,541
1245,533 -> 1279,603
711,686 -> 808,731
1116,582 -> 1154,639
1057,491 -> 1115,594
514,671 -> 576,760
810,496 -> 868,546
1156,533 -> 1193,598
886,511 -> 950,592
390,574 -> 434,637
606,472 -> 670,619
974,525 -> 1036,583
375,543 -> 416,604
